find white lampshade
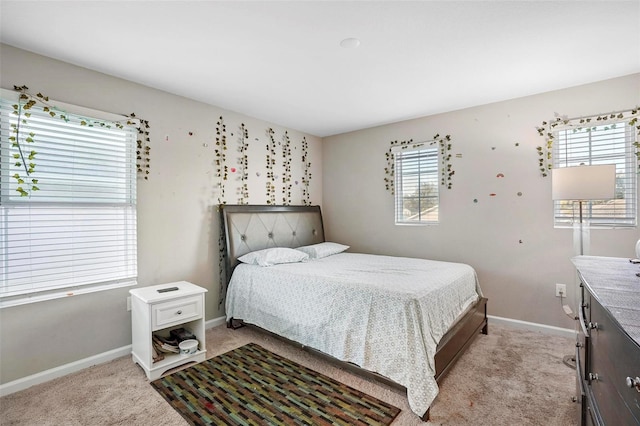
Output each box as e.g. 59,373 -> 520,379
552,164 -> 616,201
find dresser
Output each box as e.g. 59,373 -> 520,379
572,256 -> 640,426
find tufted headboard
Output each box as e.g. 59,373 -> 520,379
220,205 -> 325,283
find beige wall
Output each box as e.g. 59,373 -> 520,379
0,44 -> 323,384
322,73 -> 640,329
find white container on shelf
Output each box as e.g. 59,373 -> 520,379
179,339 -> 199,355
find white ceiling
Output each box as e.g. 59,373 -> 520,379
1,1 -> 639,137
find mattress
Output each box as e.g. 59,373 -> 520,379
225,252 -> 482,417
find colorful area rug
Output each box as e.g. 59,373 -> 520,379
151,343 -> 400,425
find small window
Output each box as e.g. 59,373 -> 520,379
0,90 -> 138,307
552,119 -> 637,228
395,147 -> 439,224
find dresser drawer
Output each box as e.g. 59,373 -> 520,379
578,286 -> 590,366
589,296 -> 640,425
576,339 -> 587,426
584,385 -> 604,426
152,295 -> 203,330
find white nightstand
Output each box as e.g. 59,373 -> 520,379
130,281 -> 207,380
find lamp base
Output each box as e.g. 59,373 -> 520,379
573,220 -> 590,256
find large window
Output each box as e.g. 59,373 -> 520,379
395,147 -> 439,224
0,90 -> 138,307
552,119 -> 637,227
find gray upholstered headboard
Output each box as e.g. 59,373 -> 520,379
220,205 -> 325,282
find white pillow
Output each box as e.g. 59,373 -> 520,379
296,242 -> 349,259
238,247 -> 309,267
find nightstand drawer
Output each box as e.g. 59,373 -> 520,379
152,295 -> 202,330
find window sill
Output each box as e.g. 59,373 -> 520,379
0,280 -> 137,309
554,224 -> 637,230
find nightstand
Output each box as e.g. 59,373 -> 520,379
130,281 -> 207,380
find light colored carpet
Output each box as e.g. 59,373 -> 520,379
0,324 -> 578,425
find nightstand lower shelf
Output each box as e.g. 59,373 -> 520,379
133,349 -> 207,381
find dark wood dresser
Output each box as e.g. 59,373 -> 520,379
572,256 -> 640,426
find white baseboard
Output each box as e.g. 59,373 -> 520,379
488,315 -> 576,339
0,345 -> 132,397
1,314 -> 572,397
0,315 -> 229,397
206,315 -> 226,329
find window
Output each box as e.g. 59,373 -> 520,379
0,90 -> 138,307
552,118 -> 637,228
395,146 -> 439,224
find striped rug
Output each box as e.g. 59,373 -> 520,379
151,343 -> 400,425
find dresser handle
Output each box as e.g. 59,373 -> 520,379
578,305 -> 589,336
589,373 -> 599,382
176,310 -> 182,315
626,377 -> 640,392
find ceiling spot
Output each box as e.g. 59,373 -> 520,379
340,38 -> 361,49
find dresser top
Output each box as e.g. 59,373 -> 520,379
572,256 -> 640,346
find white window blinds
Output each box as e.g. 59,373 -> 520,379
0,91 -> 138,306
395,146 -> 439,224
552,119 -> 637,227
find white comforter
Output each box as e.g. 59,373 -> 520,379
225,252 -> 482,417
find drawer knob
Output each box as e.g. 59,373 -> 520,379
626,377 -> 640,392
588,373 -> 599,382
176,310 -> 182,315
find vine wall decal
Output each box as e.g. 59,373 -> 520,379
214,121 -> 314,206
266,127 -> 278,205
384,133 -> 455,195
535,108 -> 639,177
237,123 -> 249,204
217,218 -> 227,309
133,114 -> 151,180
301,136 -> 311,205
214,116 -> 228,203
282,131 -> 292,205
8,85 -> 149,197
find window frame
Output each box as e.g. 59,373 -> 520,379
551,117 -> 637,229
0,89 -> 139,307
394,145 -> 440,225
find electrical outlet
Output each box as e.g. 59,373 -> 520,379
127,296 -> 131,311
556,283 -> 567,298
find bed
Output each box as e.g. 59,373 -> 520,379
220,204 -> 488,421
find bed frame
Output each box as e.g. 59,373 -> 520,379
220,204 -> 488,421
